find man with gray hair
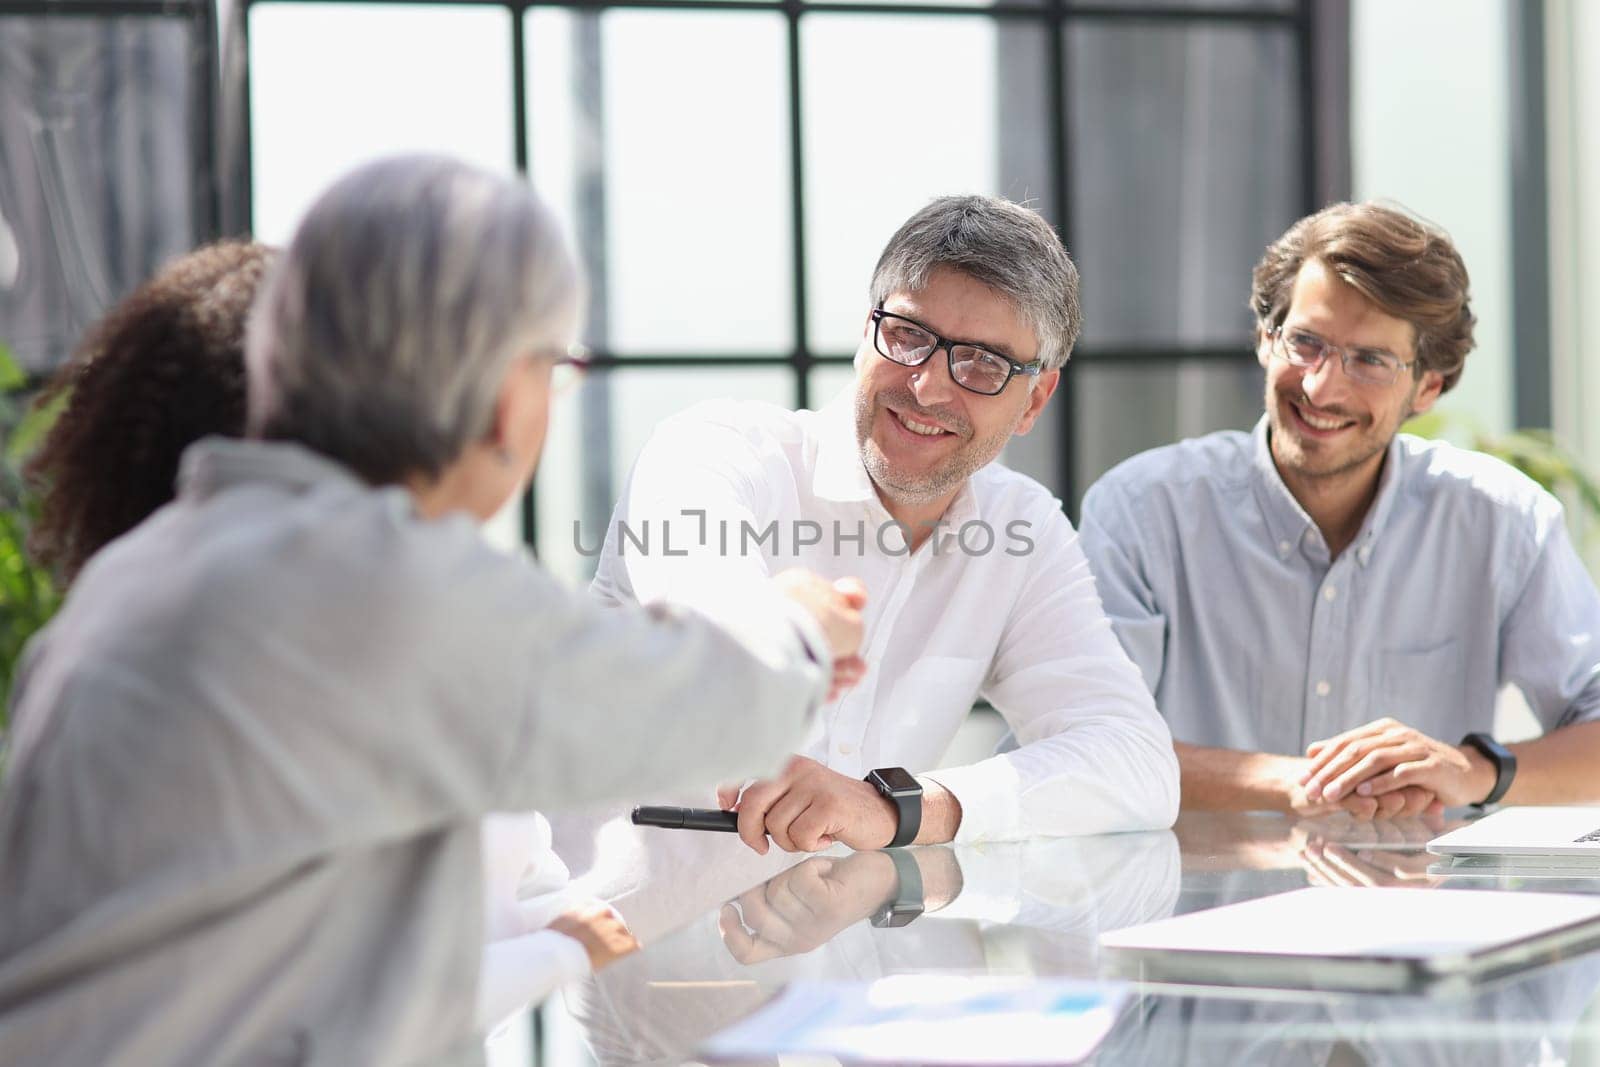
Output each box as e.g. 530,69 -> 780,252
593,196 -> 1178,853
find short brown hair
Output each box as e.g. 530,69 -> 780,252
24,240 -> 274,582
1250,201 -> 1476,393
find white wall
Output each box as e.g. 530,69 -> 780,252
1350,0 -> 1513,434
1549,0 -> 1600,497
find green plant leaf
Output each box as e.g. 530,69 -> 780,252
5,387 -> 65,463
0,344 -> 24,392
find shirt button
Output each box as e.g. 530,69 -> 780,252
1323,586 -> 1338,601
1316,681 -> 1331,697
1278,540 -> 1291,555
1359,547 -> 1372,563
837,742 -> 854,755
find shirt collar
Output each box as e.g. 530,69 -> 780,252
179,437 -> 366,502
1250,414 -> 1406,566
811,384 -> 984,537
812,385 -> 878,505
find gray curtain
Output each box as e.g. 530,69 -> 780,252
0,15 -> 200,374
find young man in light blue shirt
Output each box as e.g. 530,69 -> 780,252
1080,201 -> 1600,818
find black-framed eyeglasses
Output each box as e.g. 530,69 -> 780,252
1272,326 -> 1416,387
870,307 -> 1041,397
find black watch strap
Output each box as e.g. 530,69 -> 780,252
866,767 -> 923,848
870,849 -> 925,928
1460,732 -> 1517,807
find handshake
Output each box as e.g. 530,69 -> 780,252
772,569 -> 869,701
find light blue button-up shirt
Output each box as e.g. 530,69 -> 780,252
1078,417 -> 1600,755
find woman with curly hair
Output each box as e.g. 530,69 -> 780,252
24,240 -> 271,582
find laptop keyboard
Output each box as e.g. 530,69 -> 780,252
1575,830 -> 1600,843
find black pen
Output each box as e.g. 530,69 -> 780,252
631,805 -> 741,832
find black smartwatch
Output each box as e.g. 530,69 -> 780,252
869,848 -> 925,928
866,767 -> 923,848
1460,732 -> 1517,807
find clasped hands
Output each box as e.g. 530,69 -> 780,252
771,569 -> 868,701
1291,716 -> 1498,819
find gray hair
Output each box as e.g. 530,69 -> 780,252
246,154 -> 580,484
869,195 -> 1082,371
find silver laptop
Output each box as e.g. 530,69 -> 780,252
1427,806 -> 1600,860
1098,887 -> 1600,995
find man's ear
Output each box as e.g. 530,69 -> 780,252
1408,368 -> 1447,417
1014,368 -> 1060,436
1255,325 -> 1275,369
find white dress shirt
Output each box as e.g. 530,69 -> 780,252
590,390 -> 1179,842
476,813 -> 591,1030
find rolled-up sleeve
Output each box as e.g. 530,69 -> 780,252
1500,504 -> 1600,730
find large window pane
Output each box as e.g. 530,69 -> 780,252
0,16 -> 197,372
803,15 -> 1053,354
527,9 -> 792,356
535,367 -> 792,586
1072,359 -> 1262,513
807,362 -> 857,411
1067,22 -> 1301,348
249,3 -> 514,243
1067,0 -> 1291,9
816,0 -> 1043,6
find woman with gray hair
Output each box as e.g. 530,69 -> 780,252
0,154 -> 864,1066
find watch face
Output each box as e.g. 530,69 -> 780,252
870,902 -> 923,928
871,767 -> 920,795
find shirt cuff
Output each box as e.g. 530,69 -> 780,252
920,759 -> 1022,844
928,845 -> 1023,924
536,928 -> 595,983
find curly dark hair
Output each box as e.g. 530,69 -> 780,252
23,240 -> 275,582
1250,201 -> 1476,394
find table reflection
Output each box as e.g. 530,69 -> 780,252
565,831 -> 1178,1066
552,813 -> 1600,1066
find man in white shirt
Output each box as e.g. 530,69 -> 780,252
592,196 -> 1179,854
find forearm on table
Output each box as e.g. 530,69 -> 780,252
1176,741 -> 1299,812
925,724 -> 1179,841
1502,719 -> 1600,805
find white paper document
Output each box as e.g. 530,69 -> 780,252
1099,887 -> 1600,993
699,976 -> 1129,1065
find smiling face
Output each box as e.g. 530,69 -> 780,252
1260,258 -> 1444,491
853,266 -> 1058,524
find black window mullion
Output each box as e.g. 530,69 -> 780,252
785,0 -> 811,412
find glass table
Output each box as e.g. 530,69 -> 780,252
556,811 -> 1600,1066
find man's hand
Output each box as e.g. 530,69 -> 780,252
772,571 -> 868,700
1297,837 -> 1442,890
717,852 -> 898,963
1277,754 -> 1440,820
716,755 -> 899,854
1301,718 -> 1494,809
1174,741 -> 1438,819
547,905 -> 640,971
